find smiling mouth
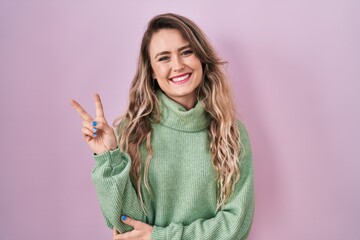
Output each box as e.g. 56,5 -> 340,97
170,73 -> 192,84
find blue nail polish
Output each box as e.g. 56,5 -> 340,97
121,215 -> 127,221
93,127 -> 97,133
92,121 -> 97,127
93,133 -> 97,137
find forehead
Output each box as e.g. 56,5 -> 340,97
149,29 -> 189,56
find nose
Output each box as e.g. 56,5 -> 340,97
172,55 -> 185,72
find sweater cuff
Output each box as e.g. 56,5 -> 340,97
93,147 -> 125,167
151,226 -> 167,240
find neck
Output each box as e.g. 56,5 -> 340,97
156,90 -> 210,132
166,93 -> 197,110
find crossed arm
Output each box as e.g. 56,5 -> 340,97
92,123 -> 254,240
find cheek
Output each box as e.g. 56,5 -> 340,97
187,57 -> 202,70
155,66 -> 170,79
192,60 -> 203,75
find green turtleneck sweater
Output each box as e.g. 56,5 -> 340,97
91,91 -> 255,239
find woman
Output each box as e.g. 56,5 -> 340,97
70,13 -> 254,240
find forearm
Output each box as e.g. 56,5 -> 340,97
92,147 -> 146,233
151,197 -> 254,240
152,163 -> 255,239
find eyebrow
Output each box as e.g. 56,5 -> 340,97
154,44 -> 191,59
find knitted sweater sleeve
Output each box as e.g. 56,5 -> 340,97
91,127 -> 146,233
151,122 -> 255,240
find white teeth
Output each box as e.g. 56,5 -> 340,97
172,74 -> 190,82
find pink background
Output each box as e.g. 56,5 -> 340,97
1,1 -> 359,239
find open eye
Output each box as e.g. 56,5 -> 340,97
181,49 -> 194,56
158,55 -> 170,62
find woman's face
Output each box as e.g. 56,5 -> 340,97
149,28 -> 203,110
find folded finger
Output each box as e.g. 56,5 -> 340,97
82,126 -> 96,139
82,124 -> 97,136
70,99 -> 93,121
114,230 -> 139,240
82,121 -> 97,133
83,121 -> 112,135
121,215 -> 138,228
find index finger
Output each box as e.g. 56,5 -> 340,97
94,93 -> 105,118
69,99 -> 93,121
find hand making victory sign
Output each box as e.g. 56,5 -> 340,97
70,94 -> 118,155
71,95 -> 154,239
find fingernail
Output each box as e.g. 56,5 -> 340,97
121,215 -> 127,221
93,133 -> 97,137
92,121 -> 97,127
93,127 -> 97,133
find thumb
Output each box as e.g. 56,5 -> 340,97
121,215 -> 138,228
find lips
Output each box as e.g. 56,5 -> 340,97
170,73 -> 191,83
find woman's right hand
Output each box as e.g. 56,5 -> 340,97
70,93 -> 118,155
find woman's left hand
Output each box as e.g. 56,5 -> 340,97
113,215 -> 153,240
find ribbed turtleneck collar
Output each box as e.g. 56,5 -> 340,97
157,90 -> 210,132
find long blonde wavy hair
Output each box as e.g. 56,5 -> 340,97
113,13 -> 244,212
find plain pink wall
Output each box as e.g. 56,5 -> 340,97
1,1 -> 359,239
